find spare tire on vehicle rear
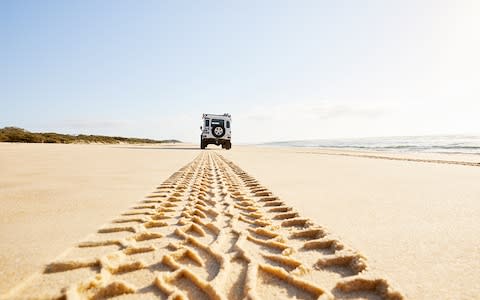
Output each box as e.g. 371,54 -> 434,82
212,126 -> 225,138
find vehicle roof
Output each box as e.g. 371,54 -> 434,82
203,113 -> 231,118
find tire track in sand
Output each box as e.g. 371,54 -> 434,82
7,152 -> 404,299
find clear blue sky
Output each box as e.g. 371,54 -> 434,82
2,1 -> 479,143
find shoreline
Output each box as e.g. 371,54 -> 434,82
294,148 -> 480,167
255,144 -> 480,166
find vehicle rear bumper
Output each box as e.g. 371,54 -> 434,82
201,138 -> 230,145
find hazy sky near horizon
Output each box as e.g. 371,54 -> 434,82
2,1 -> 479,143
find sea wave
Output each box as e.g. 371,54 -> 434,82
264,135 -> 480,155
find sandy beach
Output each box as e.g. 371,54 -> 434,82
0,143 -> 198,297
221,146 -> 480,299
1,143 -> 479,299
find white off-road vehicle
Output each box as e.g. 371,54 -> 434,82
200,113 -> 232,149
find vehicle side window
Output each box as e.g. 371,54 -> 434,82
205,119 -> 210,127
226,121 -> 230,128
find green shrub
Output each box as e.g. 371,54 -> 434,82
0,127 -> 180,144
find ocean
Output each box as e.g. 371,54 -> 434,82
265,135 -> 480,155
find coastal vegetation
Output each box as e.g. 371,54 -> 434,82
0,127 -> 180,144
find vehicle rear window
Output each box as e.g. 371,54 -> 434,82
211,119 -> 225,127
226,121 -> 230,128
205,119 -> 210,127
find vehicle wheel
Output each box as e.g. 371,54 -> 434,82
212,126 -> 225,138
200,138 -> 206,149
221,143 -> 225,149
225,141 -> 231,150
